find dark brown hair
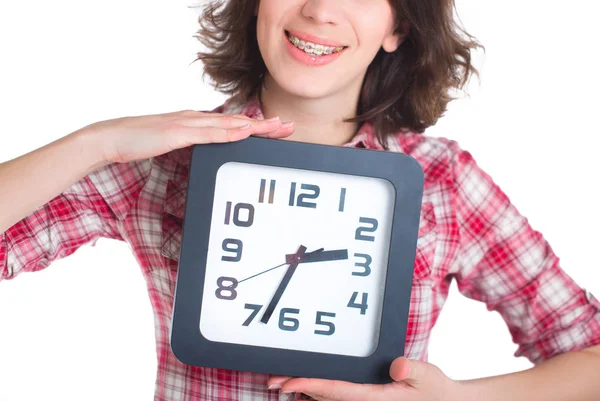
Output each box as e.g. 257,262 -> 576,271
192,0 -> 484,149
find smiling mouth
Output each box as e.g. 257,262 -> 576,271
285,30 -> 348,56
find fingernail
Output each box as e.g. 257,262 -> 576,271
281,390 -> 294,394
268,384 -> 281,390
265,116 -> 280,122
281,122 -> 294,129
238,123 -> 251,129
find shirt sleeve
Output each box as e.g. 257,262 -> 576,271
450,143 -> 600,364
0,158 -> 152,281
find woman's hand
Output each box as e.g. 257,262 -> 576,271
267,357 -> 463,401
82,109 -> 294,164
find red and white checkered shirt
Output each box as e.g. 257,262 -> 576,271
2,96 -> 600,400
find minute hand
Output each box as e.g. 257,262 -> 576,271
294,249 -> 349,263
260,245 -> 307,324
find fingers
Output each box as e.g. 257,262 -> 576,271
176,113 -> 295,143
390,357 -> 439,387
201,124 -> 254,143
252,122 -> 295,139
176,110 -> 252,119
267,375 -> 293,390
177,114 -> 257,128
266,360 -> 433,401
389,357 -> 412,382
298,392 -> 334,401
279,378 -> 384,401
177,111 -> 294,135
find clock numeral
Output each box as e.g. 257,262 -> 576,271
222,238 -> 243,262
355,217 -> 378,241
339,187 -> 346,212
279,308 -> 300,331
224,201 -> 255,227
242,307 -> 337,336
259,179 -> 276,204
289,182 -> 320,208
215,276 -> 238,300
347,291 -> 368,315
288,182 -> 295,206
243,304 -> 262,326
353,253 -> 372,276
314,311 -> 336,336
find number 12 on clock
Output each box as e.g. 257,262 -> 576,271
258,177 -> 348,212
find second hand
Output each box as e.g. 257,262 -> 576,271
238,261 -> 288,284
237,248 -> 324,284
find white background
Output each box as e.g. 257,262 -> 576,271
0,0 -> 598,400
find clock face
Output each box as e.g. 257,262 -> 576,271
199,161 -> 395,357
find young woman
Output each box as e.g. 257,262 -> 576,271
1,0 -> 599,400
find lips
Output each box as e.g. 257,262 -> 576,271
285,29 -> 348,49
283,29 -> 346,67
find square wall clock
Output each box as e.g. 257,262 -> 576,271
170,136 -> 424,384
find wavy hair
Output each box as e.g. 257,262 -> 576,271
192,0 -> 484,149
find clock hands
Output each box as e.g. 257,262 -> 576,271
287,248 -> 348,264
237,247 -> 325,284
260,245 -> 307,324
236,245 -> 349,325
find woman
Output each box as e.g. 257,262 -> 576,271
1,0 -> 599,400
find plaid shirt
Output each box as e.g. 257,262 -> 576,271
2,95 -> 600,401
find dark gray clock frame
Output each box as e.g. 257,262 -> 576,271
170,136 -> 424,384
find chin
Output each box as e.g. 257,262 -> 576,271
275,74 -> 341,100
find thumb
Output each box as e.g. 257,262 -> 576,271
389,357 -> 426,383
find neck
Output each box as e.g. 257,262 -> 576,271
258,73 -> 361,146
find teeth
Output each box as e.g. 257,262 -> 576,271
287,33 -> 345,56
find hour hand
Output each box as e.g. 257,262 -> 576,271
285,247 -> 323,263
290,249 -> 348,263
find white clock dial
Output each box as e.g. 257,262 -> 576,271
199,161 -> 395,357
